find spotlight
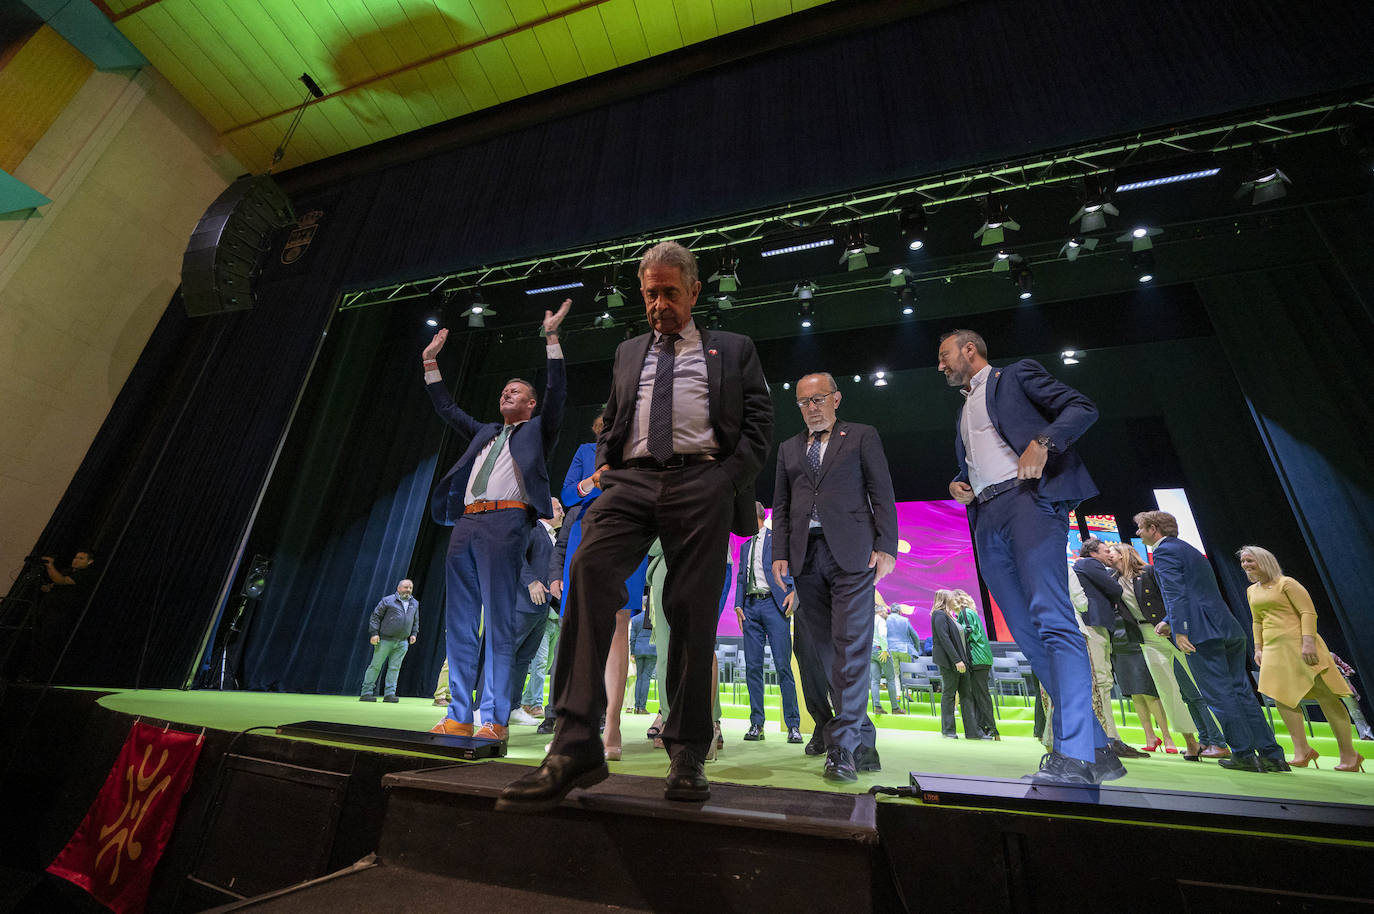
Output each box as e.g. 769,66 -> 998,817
595,267 -> 626,308
592,311 -> 616,329
708,248 -> 740,292
873,371 -> 889,387
896,287 -> 915,315
991,249 -> 1021,273
1131,249 -> 1155,283
889,267 -> 912,287
465,290 -> 496,328
1061,349 -> 1081,366
898,205 -> 928,251
793,280 -> 818,301
853,374 -> 862,383
1010,260 -> 1034,300
425,315 -> 440,327
840,225 -> 878,270
1115,226 -> 1162,252
1058,236 -> 1099,261
708,293 -> 736,310
798,300 -> 815,329
782,381 -> 791,390
1236,147 -> 1291,205
1070,176 -> 1118,232
704,306 -> 724,330
974,194 -> 1020,246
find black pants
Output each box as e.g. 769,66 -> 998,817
968,664 -> 998,736
938,665 -> 984,739
551,463 -> 732,758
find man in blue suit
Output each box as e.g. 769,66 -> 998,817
510,499 -> 562,725
734,501 -> 802,744
421,300 -> 570,743
938,329 -> 1118,785
1134,511 -> 1287,773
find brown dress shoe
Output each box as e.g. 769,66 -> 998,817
430,718 -> 474,736
475,723 -> 509,741
1199,745 -> 1232,759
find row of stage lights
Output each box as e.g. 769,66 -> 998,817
776,351 -> 1086,392
425,149 -> 1297,331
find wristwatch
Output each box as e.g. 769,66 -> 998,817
1034,433 -> 1054,451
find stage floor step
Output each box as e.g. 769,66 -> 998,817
383,760 -> 878,842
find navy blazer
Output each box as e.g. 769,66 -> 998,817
951,360 -> 1098,519
1150,536 -> 1245,644
597,326 -> 772,536
517,522 -> 558,615
1073,556 -> 1134,630
735,527 -> 793,613
427,356 -> 565,523
773,420 -> 899,575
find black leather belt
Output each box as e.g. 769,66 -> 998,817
807,527 -> 825,538
624,454 -> 717,470
975,478 -> 1028,504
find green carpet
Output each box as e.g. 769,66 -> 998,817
92,687 -> 1374,810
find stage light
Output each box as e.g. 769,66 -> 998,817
782,381 -> 791,390
1070,177 -> 1118,232
1114,154 -> 1221,193
841,225 -> 878,270
1236,148 -> 1291,205
853,374 -> 862,383
592,311 -> 616,329
974,194 -> 1020,246
1061,349 -> 1081,365
898,205 -> 928,251
705,307 -> 724,330
897,287 -> 915,315
526,279 -> 583,295
991,249 -> 1020,273
889,267 -> 912,287
1131,249 -> 1155,283
708,248 -> 740,292
873,371 -> 889,387
1116,225 -> 1162,252
793,280 -> 818,301
425,315 -> 439,327
465,290 -> 496,328
1058,236 -> 1099,261
761,226 -> 836,257
798,300 -> 815,329
1011,260 -> 1034,300
595,267 -> 626,308
709,293 -> 736,310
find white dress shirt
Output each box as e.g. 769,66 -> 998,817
959,364 -> 1021,496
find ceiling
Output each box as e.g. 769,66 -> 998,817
97,0 -> 838,172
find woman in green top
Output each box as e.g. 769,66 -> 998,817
955,589 -> 1000,740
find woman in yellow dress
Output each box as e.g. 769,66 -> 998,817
1239,545 -> 1363,772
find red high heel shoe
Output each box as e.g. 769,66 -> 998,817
1163,745 -> 1179,754
1334,753 -> 1365,773
1289,747 -> 1320,768
1141,738 -> 1162,753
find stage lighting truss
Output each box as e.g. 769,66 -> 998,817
337,91 -> 1368,319
974,194 -> 1020,246
1058,236 -> 1099,261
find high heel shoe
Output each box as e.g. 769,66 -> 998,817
1163,745 -> 1179,755
714,721 -> 724,752
1289,747 -> 1320,768
1141,738 -> 1162,753
1335,753 -> 1366,773
604,745 -> 622,761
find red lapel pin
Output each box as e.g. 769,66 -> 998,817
708,349 -> 718,356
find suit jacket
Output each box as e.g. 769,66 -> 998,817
517,521 -> 558,615
1150,536 -> 1245,644
596,327 -> 772,536
773,420 -> 899,575
427,357 -> 565,523
1073,556 -> 1134,630
950,359 -> 1098,521
1129,565 -> 1167,626
734,528 -> 793,613
931,610 -> 972,670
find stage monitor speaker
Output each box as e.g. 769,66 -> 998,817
181,174 -> 295,318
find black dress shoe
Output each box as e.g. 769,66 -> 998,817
1109,738 -> 1150,759
743,724 -> 765,741
804,732 -> 826,756
665,747 -> 710,802
823,745 -> 858,782
536,717 -> 556,735
854,745 -> 881,772
495,754 -> 609,813
1218,754 -> 1266,773
1092,747 -> 1127,782
1023,751 -> 1101,786
787,726 -> 804,744
383,695 -> 399,703
359,695 -> 376,702
1261,756 -> 1292,773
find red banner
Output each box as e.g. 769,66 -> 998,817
48,721 -> 204,914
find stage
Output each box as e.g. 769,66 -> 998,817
7,685 -> 1374,912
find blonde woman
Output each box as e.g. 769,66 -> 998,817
930,590 -> 983,739
1238,546 -> 1362,772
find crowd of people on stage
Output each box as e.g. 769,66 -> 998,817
375,239 -> 1363,812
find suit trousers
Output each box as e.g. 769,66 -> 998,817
793,531 -> 878,753
937,665 -> 983,738
971,485 -> 1106,761
740,594 -> 800,727
442,507 -> 530,727
1077,618 -> 1120,738
1186,635 -> 1283,760
510,609 -> 548,709
1173,654 -> 1225,745
552,463 -> 732,758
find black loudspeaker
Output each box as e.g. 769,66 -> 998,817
240,554 -> 272,600
181,174 -> 295,317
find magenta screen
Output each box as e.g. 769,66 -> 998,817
716,499 -> 981,640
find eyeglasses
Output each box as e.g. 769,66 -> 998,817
795,393 -> 835,409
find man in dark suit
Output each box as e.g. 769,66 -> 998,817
772,372 -> 898,782
1134,511 -> 1288,773
421,300 -> 570,742
1074,537 -> 1151,760
509,499 -> 563,725
499,241 -> 772,811
937,329 -> 1117,785
734,501 -> 802,744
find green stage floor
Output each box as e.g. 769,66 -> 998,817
91,687 -> 1374,810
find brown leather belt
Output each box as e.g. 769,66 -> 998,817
464,499 -> 527,515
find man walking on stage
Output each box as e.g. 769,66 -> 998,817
771,372 -> 898,782
937,329 -> 1118,785
734,501 -> 803,745
498,241 -> 772,811
359,579 -> 419,702
422,299 -> 570,743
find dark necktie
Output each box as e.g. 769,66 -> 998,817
647,334 -> 679,463
807,431 -> 824,520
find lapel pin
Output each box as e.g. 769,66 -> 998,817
708,349 -> 718,356
839,430 -> 847,436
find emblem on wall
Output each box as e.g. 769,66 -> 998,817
280,209 -> 324,264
